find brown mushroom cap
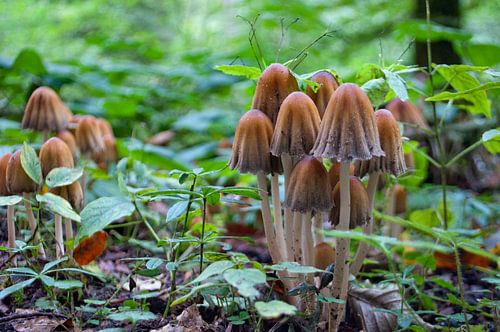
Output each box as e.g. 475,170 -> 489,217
330,176 -> 370,229
51,181 -> 84,211
6,150 -> 37,194
39,137 -> 75,177
386,98 -> 429,129
0,153 -> 12,196
284,156 -> 333,213
270,92 -> 321,158
355,109 -> 406,177
312,83 -> 384,162
96,118 -> 114,138
251,63 -> 299,126
21,86 -> 71,132
305,71 -> 339,118
229,109 -> 281,175
328,162 -> 355,189
57,130 -> 78,158
75,116 -> 104,154
314,242 -> 335,270
92,134 -> 117,168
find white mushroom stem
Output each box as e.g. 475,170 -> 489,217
292,211 -> 303,264
64,218 -> 73,253
312,213 -> 325,245
301,212 -> 313,266
256,172 -> 282,264
271,174 -> 287,260
55,214 -> 64,258
281,153 -> 294,261
23,193 -> 46,259
350,171 -> 379,276
329,163 -> 351,331
7,205 -> 15,250
388,187 -> 402,238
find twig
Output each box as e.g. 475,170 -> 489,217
0,312 -> 67,323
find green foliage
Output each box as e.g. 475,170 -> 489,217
213,65 -> 261,80
255,300 -> 297,318
482,128 -> 500,154
36,193 -> 81,221
45,167 -> 83,188
0,195 -> 23,206
21,142 -> 42,185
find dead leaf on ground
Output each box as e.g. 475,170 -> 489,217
73,231 -> 108,266
10,309 -> 65,332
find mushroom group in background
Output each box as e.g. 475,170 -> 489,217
0,153 -> 15,259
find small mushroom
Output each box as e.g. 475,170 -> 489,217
0,153 -> 15,258
57,130 -> 79,160
314,242 -> 335,270
22,86 -> 71,140
330,176 -> 371,229
386,98 -> 429,136
75,115 -> 105,156
251,63 -> 299,126
305,71 -> 339,118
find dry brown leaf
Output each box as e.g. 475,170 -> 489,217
73,231 -> 108,266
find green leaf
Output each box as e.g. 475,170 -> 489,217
21,142 -> 42,185
482,128 -> 500,154
77,197 -> 135,240
433,64 -> 491,117
103,98 -> 137,118
355,63 -> 384,85
255,300 -> 297,318
223,268 -> 267,299
409,208 -> 440,228
12,48 -> 47,75
426,82 -> 500,102
395,20 -> 472,42
52,280 -> 83,290
361,78 -> 389,107
42,257 -> 68,273
383,69 -> 408,100
219,186 -> 261,200
45,167 -> 83,188
0,278 -> 36,300
108,310 -> 156,324
213,65 -> 261,80
0,195 -> 23,206
189,260 -> 234,284
166,201 -> 189,224
268,262 -> 323,274
36,193 -> 81,221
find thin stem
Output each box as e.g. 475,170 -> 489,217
7,205 -> 16,266
199,198 -> 207,272
23,193 -> 46,259
302,212 -> 313,266
55,214 -> 64,258
292,211 -> 303,264
350,172 -> 379,276
133,200 -> 160,242
312,214 -> 324,245
271,174 -> 287,260
329,163 -> 351,331
257,172 -> 282,263
445,139 -> 482,168
64,218 -> 73,254
453,244 -> 471,331
282,154 -> 294,261
165,175 -> 197,317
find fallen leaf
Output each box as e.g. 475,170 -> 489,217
73,231 -> 108,266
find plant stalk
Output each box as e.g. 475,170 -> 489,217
329,163 -> 351,331
199,198 -> 207,272
55,214 -> 64,258
271,174 -> 287,260
282,154 -> 294,261
454,244 -> 471,331
64,218 -> 73,254
23,193 -> 46,258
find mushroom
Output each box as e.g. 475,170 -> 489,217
21,86 -> 71,141
350,109 -> 406,276
386,98 -> 429,136
92,134 -> 117,169
57,130 -> 79,160
50,181 -> 83,254
311,83 -> 384,328
284,156 -> 333,267
229,109 -> 285,266
75,115 -> 105,157
6,150 -> 46,258
314,242 -> 335,270
328,162 -> 355,192
40,137 -> 75,257
0,153 -> 15,259
386,184 -> 407,238
251,63 -> 299,126
305,71 -> 339,118
270,91 -> 321,261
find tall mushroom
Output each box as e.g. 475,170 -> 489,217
0,153 -> 15,256
22,86 -> 71,141
305,71 -> 339,118
251,63 -> 299,126
57,130 -> 79,160
270,92 -> 321,261
229,109 -> 285,267
330,177 -> 371,230
6,150 -> 46,258
311,83 -> 384,330
40,137 -> 75,257
350,109 -> 406,276
386,98 -> 429,137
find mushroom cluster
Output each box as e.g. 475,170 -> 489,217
229,64 -> 407,329
1,86 -> 117,261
